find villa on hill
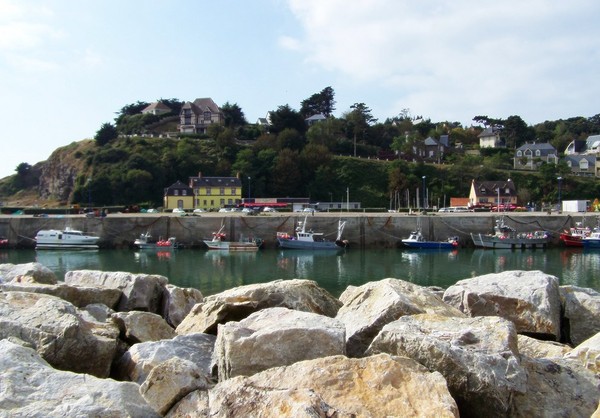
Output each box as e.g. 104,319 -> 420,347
179,98 -> 224,134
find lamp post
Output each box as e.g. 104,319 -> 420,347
247,176 -> 251,200
422,176 -> 426,210
557,176 -> 563,212
87,177 -> 92,211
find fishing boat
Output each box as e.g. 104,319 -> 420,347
277,215 -> 348,250
133,231 -> 181,250
582,231 -> 600,248
402,230 -> 459,250
559,222 -> 591,247
204,225 -> 263,251
35,227 -> 100,250
470,218 -> 549,250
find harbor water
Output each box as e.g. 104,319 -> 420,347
1,247 -> 598,298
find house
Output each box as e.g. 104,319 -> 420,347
141,101 -> 171,115
478,127 -> 505,148
564,139 -> 587,155
179,98 -> 224,134
469,179 -> 517,209
188,172 -> 242,211
564,155 -> 596,177
163,181 -> 194,210
305,113 -> 326,126
423,136 -> 449,163
513,142 -> 558,170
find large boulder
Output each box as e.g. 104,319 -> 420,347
0,339 -> 159,417
115,333 -> 216,384
517,334 -> 571,359
111,311 -> 175,344
64,270 -> 168,313
162,284 -> 203,328
367,313 -> 526,417
214,307 -> 345,381
563,331 -> 600,373
205,354 -> 458,417
560,285 -> 600,346
336,278 -> 465,357
0,281 -> 122,309
0,262 -> 57,284
176,279 -> 341,335
510,357 -> 600,417
0,291 -> 118,378
443,270 -> 562,340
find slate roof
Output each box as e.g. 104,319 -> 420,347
516,142 -> 557,156
471,180 -> 516,197
164,180 -> 193,195
142,101 -> 171,113
189,176 -> 242,188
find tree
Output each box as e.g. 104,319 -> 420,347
344,103 -> 377,157
94,123 -> 118,146
221,102 -> 247,128
503,115 -> 534,149
15,162 -> 32,176
269,104 -> 306,135
300,86 -> 336,118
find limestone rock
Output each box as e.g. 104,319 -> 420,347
176,279 -> 341,335
511,357 -> 600,417
367,313 -> 526,417
64,269 -> 168,313
208,354 -> 459,417
443,270 -> 562,340
560,285 -> 600,346
0,262 -> 57,284
162,284 -> 203,328
115,333 -> 216,384
111,311 -> 175,344
0,291 -> 118,378
0,339 -> 159,417
139,357 -> 211,415
165,390 -> 210,418
563,331 -> 600,373
517,334 -> 571,359
0,281 -> 122,309
214,307 -> 345,381
336,278 -> 465,357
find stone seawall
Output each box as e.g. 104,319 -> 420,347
0,212 -> 587,249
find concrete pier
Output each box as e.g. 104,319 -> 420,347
0,211 -> 591,249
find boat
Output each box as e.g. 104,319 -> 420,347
470,218 -> 549,249
0,237 -> 8,248
35,227 -> 100,250
582,231 -> 600,248
133,231 -> 181,250
277,216 -> 348,250
204,225 -> 263,251
559,222 -> 591,247
402,230 -> 459,250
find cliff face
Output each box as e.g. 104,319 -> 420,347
38,140 -> 92,203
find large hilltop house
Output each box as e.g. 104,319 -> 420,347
513,142 -> 558,170
179,98 -> 224,134
478,127 -> 505,149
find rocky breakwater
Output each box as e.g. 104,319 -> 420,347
1,264 -> 600,417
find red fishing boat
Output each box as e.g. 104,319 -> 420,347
559,222 -> 591,247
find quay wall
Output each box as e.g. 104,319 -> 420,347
0,212 -> 586,249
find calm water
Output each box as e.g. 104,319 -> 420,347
1,248 -> 598,298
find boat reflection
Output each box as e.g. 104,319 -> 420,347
35,250 -> 101,277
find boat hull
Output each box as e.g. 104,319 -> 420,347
471,233 -> 548,249
277,237 -> 344,250
560,233 -> 584,248
583,239 -> 600,249
35,229 -> 100,250
204,240 -> 260,251
402,240 -> 457,250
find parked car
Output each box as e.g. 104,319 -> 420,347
263,207 -> 277,212
172,208 -> 185,214
193,208 -> 205,213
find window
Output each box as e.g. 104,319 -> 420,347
535,150 -> 541,157
220,199 -> 225,206
173,190 -> 179,196
206,188 -> 211,195
581,160 -> 589,170
228,199 -> 233,205
204,111 -> 211,121
231,188 -> 236,195
517,150 -> 522,157
182,190 -> 187,196
220,187 -> 225,195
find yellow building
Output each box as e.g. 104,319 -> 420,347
189,173 -> 242,211
163,181 -> 195,211
469,179 -> 517,209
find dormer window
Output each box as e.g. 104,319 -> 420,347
535,150 -> 541,157
517,150 -> 522,157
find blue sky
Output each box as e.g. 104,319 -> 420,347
1,0 -> 599,179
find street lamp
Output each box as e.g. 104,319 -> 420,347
247,176 -> 251,200
557,176 -> 563,212
422,176 -> 426,210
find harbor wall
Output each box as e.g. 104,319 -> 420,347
0,212 -> 585,249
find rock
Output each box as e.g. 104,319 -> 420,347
510,357 -> 600,417
443,270 -> 562,340
560,285 -> 600,346
0,281 -> 122,309
336,278 -> 465,357
115,333 -> 216,384
162,284 -> 203,328
214,307 -> 346,381
64,270 -> 168,313
0,262 -> 57,284
139,357 -> 211,416
367,313 -> 526,417
165,390 -> 210,418
176,279 -> 341,335
0,339 -> 159,417
563,331 -> 600,373
517,334 -> 571,359
0,291 -> 118,378
111,311 -> 175,344
81,303 -> 114,322
207,354 -> 459,417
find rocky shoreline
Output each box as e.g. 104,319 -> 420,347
1,263 -> 599,417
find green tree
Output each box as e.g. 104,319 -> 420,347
269,104 -> 306,135
503,115 -> 534,149
221,102 -> 247,128
344,103 -> 377,157
95,123 -> 118,146
300,86 -> 336,118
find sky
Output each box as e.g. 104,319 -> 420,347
1,0 -> 599,179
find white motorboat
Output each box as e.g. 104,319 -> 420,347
35,227 -> 100,250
